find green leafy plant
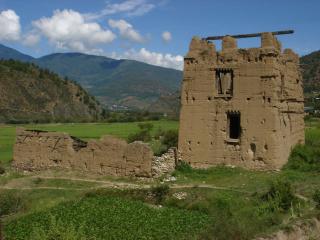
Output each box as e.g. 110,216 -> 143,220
175,161 -> 193,173
0,164 -> 5,175
313,190 -> 320,209
128,123 -> 154,143
0,191 -> 26,217
150,184 -> 170,204
261,179 -> 297,212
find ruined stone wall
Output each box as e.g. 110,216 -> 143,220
13,128 -> 153,177
152,148 -> 180,177
178,33 -> 304,170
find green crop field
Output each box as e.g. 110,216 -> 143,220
0,120 -> 179,164
4,195 -> 209,240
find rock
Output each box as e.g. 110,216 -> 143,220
173,192 -> 187,200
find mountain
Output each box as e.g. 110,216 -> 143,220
0,44 -> 183,110
0,44 -> 34,62
0,59 -> 102,123
300,50 -> 320,93
34,53 -> 182,109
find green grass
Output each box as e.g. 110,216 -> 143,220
4,195 -> 209,240
0,120 -> 178,164
3,118 -> 320,239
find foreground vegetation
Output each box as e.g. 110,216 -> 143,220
5,194 -> 209,240
1,118 -> 320,239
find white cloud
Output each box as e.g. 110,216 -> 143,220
85,0 -> 155,20
108,19 -> 144,43
162,31 -> 172,43
121,48 -> 183,70
23,32 -> 40,46
0,9 -> 21,42
33,9 -> 116,53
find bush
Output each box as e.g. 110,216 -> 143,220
162,130 -> 178,149
0,191 -> 26,217
150,184 -> 170,204
313,190 -> 320,209
128,123 -> 153,143
153,129 -> 178,156
175,161 -> 193,173
284,144 -> 320,172
261,179 -> 297,212
0,164 -> 5,175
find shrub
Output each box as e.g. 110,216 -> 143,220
175,161 -> 193,173
153,129 -> 178,156
162,130 -> 178,149
261,179 -> 297,212
0,165 -> 5,175
284,144 -> 320,172
128,123 -> 153,143
0,191 -> 26,217
150,184 -> 170,204
313,190 -> 320,209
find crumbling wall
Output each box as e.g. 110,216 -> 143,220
178,32 -> 304,170
152,148 -> 180,177
13,128 -> 153,177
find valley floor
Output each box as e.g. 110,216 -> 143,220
0,119 -> 320,239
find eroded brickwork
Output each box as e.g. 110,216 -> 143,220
178,33 -> 304,170
13,128 -> 153,177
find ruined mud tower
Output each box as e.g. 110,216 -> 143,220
178,31 -> 305,170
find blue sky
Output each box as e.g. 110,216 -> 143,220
0,0 -> 319,70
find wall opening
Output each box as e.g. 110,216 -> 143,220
215,68 -> 233,96
228,112 -> 241,140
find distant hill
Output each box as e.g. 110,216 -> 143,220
0,45 -> 183,110
147,92 -> 180,119
0,60 -> 102,123
0,44 -> 34,62
35,53 -> 182,109
300,50 -> 320,93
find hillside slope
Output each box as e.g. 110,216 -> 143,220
0,60 -> 102,123
300,50 -> 320,92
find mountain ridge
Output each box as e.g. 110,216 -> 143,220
0,44 -> 182,110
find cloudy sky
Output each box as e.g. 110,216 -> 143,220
0,0 -> 319,70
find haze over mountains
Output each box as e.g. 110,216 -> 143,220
0,44 -> 182,110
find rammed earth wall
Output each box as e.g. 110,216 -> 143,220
13,128 -> 154,177
178,32 -> 304,170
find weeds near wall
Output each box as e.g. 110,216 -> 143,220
313,190 -> 320,209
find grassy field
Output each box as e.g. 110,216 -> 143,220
0,120 -> 178,164
1,118 -> 320,239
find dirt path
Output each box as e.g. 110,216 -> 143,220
0,175 -> 253,194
